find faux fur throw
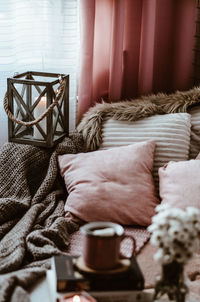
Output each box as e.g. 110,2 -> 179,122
77,87 -> 200,151
0,134 -> 84,302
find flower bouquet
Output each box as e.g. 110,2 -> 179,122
148,205 -> 200,302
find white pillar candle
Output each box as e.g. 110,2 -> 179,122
33,96 -> 46,140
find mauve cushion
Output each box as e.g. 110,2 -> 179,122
58,141 -> 159,226
159,160 -> 200,209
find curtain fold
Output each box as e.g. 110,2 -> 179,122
122,0 -> 143,98
78,0 -> 196,121
108,0 -> 125,100
78,0 -> 95,117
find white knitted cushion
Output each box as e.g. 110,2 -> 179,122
99,113 -> 191,192
188,106 -> 200,159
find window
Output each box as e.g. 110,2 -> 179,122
0,0 -> 79,146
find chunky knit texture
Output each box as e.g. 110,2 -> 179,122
0,133 -> 84,302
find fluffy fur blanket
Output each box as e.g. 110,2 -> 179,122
77,87 -> 200,150
0,134 -> 84,302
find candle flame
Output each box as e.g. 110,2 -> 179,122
72,295 -> 81,302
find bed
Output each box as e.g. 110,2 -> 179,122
1,87 -> 200,302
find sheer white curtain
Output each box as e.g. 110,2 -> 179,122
0,0 -> 79,146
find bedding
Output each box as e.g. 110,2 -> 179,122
75,87 -> 200,300
58,141 -> 159,226
0,134 -> 84,302
1,87 -> 200,301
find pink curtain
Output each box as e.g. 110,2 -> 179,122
77,0 -> 196,121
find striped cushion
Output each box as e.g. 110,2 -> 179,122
99,113 -> 191,193
188,106 -> 200,159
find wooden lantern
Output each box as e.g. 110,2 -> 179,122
4,71 -> 69,148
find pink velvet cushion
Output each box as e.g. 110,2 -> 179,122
58,141 -> 159,226
159,160 -> 200,209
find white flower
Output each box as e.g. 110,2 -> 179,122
178,232 -> 191,242
161,236 -> 173,248
168,219 -> 181,228
148,224 -> 159,233
150,230 -> 166,246
163,254 -> 173,264
154,248 -> 173,265
149,206 -> 200,265
155,204 -> 170,213
151,211 -> 170,226
168,226 -> 181,239
186,206 -> 200,217
194,222 -> 200,233
182,223 -> 197,234
154,248 -> 165,263
185,207 -> 200,225
168,208 -> 186,221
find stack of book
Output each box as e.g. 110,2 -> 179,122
49,254 -> 153,302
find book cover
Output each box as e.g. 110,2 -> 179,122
51,255 -> 89,292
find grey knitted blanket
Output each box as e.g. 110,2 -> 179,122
0,133 -> 84,302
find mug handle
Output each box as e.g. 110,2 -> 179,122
120,235 -> 136,259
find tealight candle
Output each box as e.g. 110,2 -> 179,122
73,296 -> 81,302
33,96 -> 46,140
61,292 -> 96,302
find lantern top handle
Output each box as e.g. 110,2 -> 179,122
12,71 -> 67,79
8,71 -> 69,87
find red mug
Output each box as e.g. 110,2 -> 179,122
80,222 -> 136,270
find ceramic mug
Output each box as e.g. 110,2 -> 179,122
80,222 -> 136,270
